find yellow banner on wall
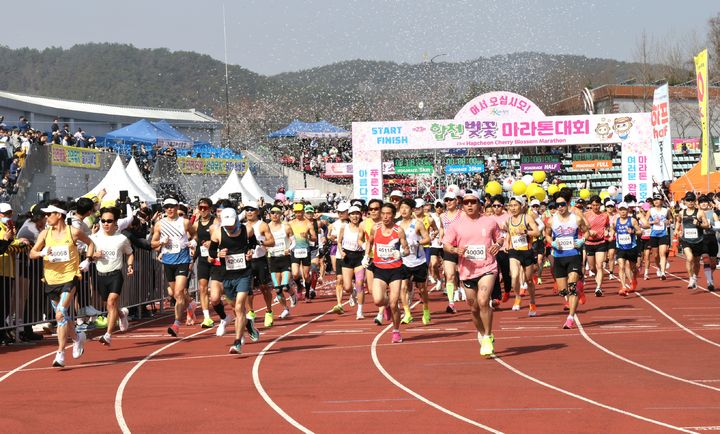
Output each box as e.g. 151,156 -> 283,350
50,145 -> 101,168
694,49 -> 714,175
177,157 -> 248,175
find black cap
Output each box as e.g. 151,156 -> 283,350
652,193 -> 663,200
684,192 -> 697,201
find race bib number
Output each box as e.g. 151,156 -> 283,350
199,246 -> 209,257
511,234 -> 528,249
464,244 -> 486,261
683,228 -> 698,239
101,249 -> 117,260
48,246 -> 70,263
557,236 -> 575,251
642,228 -> 651,237
293,247 -> 308,259
270,239 -> 286,256
225,254 -> 247,271
617,233 -> 632,245
165,239 -> 181,254
652,219 -> 665,231
376,243 -> 396,260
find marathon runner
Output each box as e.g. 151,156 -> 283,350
504,196 -> 540,316
610,202 -> 642,295
290,203 -> 317,301
336,205 -> 367,318
192,197 -> 215,328
209,207 -> 259,354
244,201 -> 276,327
442,190 -> 502,357
675,192 -> 710,289
584,195 -> 610,296
439,191 -> 462,313
699,194 -> 720,291
151,198 -> 196,337
267,206 -> 297,318
29,201 -> 96,368
545,190 -> 589,329
91,206 -> 134,346
648,193 -> 673,280
398,198 -> 431,325
365,202 -> 410,343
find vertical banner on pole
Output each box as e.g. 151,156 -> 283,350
650,84 -> 672,181
620,113 -> 654,202
694,49 -> 714,176
352,124 -> 383,201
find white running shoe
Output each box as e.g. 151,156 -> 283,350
52,351 -> 65,368
453,289 -> 460,302
216,318 -> 230,337
290,292 -> 298,307
428,276 -> 436,284
279,309 -> 290,319
73,332 -> 86,359
459,287 -> 467,301
119,307 -> 129,332
99,333 -> 112,346
356,311 -> 365,320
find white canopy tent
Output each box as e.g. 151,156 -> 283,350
125,157 -> 157,203
86,155 -> 154,202
210,169 -> 256,203
241,169 -> 273,202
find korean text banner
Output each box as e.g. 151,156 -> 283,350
51,145 -> 101,169
694,49 -> 714,176
651,84 -> 673,181
177,157 -> 247,175
620,113 -> 654,202
351,113 -> 648,151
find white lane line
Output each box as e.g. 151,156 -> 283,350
312,409 -> 416,414
475,407 -> 583,412
115,326 -> 213,433
636,293 -> 720,349
116,287 -> 295,434
251,283 -> 339,434
0,314 -> 172,384
370,295 -> 503,433
657,267 -> 720,300
492,354 -> 697,433
575,316 -> 720,393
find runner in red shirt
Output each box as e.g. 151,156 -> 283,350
584,195 -> 610,296
365,202 -> 410,344
443,190 -> 502,357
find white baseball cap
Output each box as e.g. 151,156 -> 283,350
443,191 -> 457,200
337,201 -> 350,212
41,204 -> 67,215
617,202 -> 629,209
530,199 -> 541,207
162,198 -> 178,207
348,205 -> 362,214
244,200 -> 259,210
462,190 -> 481,201
389,190 -> 404,198
605,200 -> 616,207
0,203 -> 12,213
220,208 -> 238,226
414,198 -> 425,208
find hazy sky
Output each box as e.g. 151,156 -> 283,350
1,0 -> 714,75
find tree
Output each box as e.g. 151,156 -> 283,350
709,12 -> 720,80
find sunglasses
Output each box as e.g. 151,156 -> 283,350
556,202 -> 568,207
368,207 -> 381,211
462,200 -> 479,205
270,211 -> 282,214
100,219 -> 115,224
198,206 -> 209,211
492,204 -> 503,208
163,205 -> 177,209
443,198 -> 455,202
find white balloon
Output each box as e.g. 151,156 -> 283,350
503,177 -> 514,191
522,174 -> 534,185
607,186 -> 618,196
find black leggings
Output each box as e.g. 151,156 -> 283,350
492,251 -> 511,300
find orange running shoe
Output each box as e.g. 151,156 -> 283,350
501,292 -> 510,303
618,288 -> 628,296
578,286 -> 586,305
552,281 -> 559,295
631,277 -> 638,292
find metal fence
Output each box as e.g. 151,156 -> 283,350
0,248 -> 198,343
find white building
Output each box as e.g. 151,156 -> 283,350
0,89 -> 222,144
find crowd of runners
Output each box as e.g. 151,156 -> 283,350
20,185 -> 720,368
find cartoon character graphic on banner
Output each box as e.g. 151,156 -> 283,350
594,121 -> 613,140
612,116 -> 634,140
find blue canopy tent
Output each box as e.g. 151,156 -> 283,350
103,119 -> 193,150
268,119 -> 350,139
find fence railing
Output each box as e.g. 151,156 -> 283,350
0,248 -> 198,343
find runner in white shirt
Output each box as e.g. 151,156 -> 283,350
90,207 -> 134,346
399,199 -> 431,325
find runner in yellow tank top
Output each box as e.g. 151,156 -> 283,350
30,202 -> 96,368
503,197 -> 540,316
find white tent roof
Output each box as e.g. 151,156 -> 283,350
241,169 -> 273,202
210,169 -> 256,203
86,155 -> 154,202
125,157 -> 157,203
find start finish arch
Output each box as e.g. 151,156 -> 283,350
351,91 -> 660,202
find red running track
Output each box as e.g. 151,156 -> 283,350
1,258 -> 720,433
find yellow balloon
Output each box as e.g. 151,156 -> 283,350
599,191 -> 610,200
532,171 -> 546,183
547,184 -> 559,196
579,189 -> 591,200
558,183 -> 567,190
512,180 -> 527,195
528,186 -> 547,201
485,181 -> 502,196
